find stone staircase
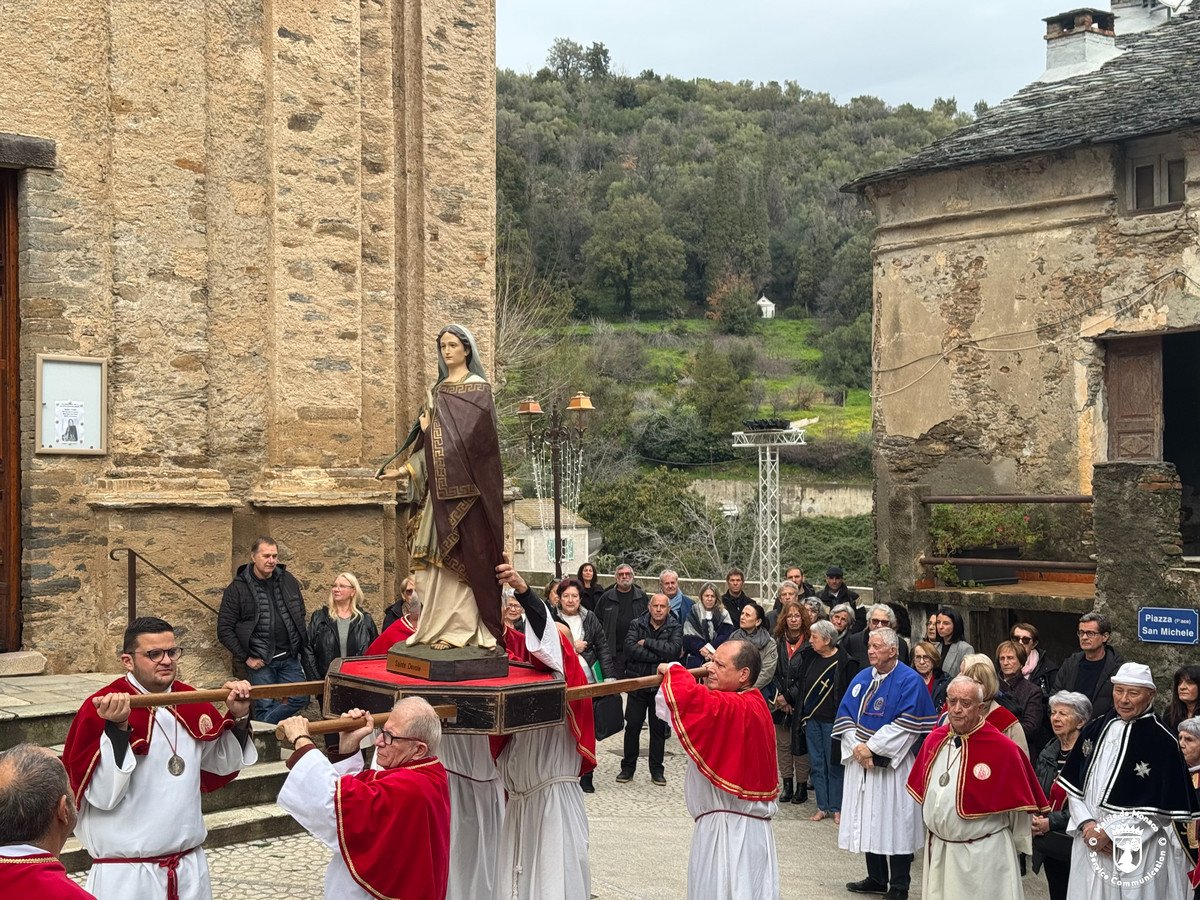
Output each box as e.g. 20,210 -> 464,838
0,672 -> 306,873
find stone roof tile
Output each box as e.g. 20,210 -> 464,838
844,10 -> 1200,192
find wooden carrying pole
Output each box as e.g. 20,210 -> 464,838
125,681 -> 327,709
564,667 -> 707,701
278,704 -> 459,739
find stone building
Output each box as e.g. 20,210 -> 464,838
846,2 -> 1200,675
0,0 -> 498,679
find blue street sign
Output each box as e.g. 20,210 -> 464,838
1137,607 -> 1200,645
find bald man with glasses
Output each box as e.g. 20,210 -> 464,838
279,697 -> 451,900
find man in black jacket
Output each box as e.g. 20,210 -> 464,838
720,567 -> 755,619
217,537 -> 315,723
596,565 -> 648,678
818,566 -> 863,632
1052,611 -> 1124,721
617,594 -> 683,787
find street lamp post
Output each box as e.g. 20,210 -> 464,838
518,392 -> 594,579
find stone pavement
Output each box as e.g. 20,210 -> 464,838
69,730 -> 1053,899
0,672 -> 114,719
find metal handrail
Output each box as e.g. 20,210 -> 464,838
919,555 -> 1096,572
109,547 -> 221,624
921,494 -> 1092,504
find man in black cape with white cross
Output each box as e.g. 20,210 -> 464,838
1057,661 -> 1200,899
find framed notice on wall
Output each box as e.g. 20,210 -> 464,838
35,354 -> 107,455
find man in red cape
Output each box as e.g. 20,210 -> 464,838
655,640 -> 781,900
0,744 -> 94,898
278,697 -> 450,900
907,675 -> 1049,900
61,616 -> 256,900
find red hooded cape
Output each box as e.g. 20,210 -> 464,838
489,625 -> 596,774
0,853 -> 96,898
62,676 -> 239,804
366,617 -> 415,655
660,663 -> 779,801
335,756 -> 450,900
907,720 -> 1048,817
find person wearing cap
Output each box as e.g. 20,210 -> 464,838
818,566 -> 861,632
1057,662 -> 1200,900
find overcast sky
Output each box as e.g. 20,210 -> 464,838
497,0 -> 1055,109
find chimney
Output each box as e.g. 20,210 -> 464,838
1039,8 -> 1122,82
1111,0 -> 1187,35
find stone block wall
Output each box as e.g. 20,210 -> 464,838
1093,460 -> 1195,694
0,0 -> 498,674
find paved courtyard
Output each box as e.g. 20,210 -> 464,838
69,731 -> 1052,899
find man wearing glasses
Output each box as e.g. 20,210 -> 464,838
1052,612 -> 1125,722
844,603 -> 911,669
62,616 -> 257,900
278,698 -> 450,900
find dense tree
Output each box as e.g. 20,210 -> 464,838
686,340 -> 754,435
817,310 -> 872,389
581,194 -> 686,316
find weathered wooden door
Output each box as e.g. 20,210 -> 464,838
0,171 -> 19,651
1106,335 -> 1163,460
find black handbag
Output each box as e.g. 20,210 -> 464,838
592,693 -> 624,742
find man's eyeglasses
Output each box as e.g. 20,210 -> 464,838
1014,635 -> 1033,644
869,618 -> 890,627
136,647 -> 183,662
378,729 -> 426,747
402,588 -> 415,596
1077,629 -> 1102,638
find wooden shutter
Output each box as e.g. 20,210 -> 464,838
1106,335 -> 1163,460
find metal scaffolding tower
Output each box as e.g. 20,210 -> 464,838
732,427 -> 807,597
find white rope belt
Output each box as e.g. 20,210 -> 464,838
507,775 -> 581,899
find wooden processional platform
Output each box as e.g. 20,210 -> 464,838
324,656 -> 566,736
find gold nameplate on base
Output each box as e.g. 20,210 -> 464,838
386,640 -> 509,682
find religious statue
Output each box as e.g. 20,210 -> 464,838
378,325 -> 506,653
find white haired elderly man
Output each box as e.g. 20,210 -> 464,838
835,627 -> 937,900
1057,662 -> 1200,900
907,675 -> 1048,900
659,569 -> 693,628
844,603 -> 910,669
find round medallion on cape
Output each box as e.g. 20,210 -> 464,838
973,762 -> 991,781
873,697 -> 884,711
852,683 -> 862,698
199,714 -> 213,734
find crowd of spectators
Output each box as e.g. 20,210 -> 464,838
215,540 -> 1200,900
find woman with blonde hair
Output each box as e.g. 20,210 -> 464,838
308,572 -> 379,680
960,652 -> 1029,757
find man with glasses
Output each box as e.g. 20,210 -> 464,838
278,697 -> 450,900
62,616 -> 257,900
907,676 -> 1048,900
1052,612 -> 1124,721
596,564 -> 648,678
845,603 -> 911,669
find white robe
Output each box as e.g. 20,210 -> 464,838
495,612 -> 590,900
1066,717 -> 1193,900
921,742 -> 1030,900
276,749 -> 374,900
838,719 -> 924,855
76,674 -> 257,900
655,685 -> 780,900
442,734 -> 505,900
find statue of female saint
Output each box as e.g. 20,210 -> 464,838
379,325 -> 506,652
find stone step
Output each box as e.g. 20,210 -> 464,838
0,651 -> 47,676
62,801 -> 305,875
202,759 -> 290,814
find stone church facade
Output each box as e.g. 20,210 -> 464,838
848,4 -> 1200,674
0,0 -> 497,679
